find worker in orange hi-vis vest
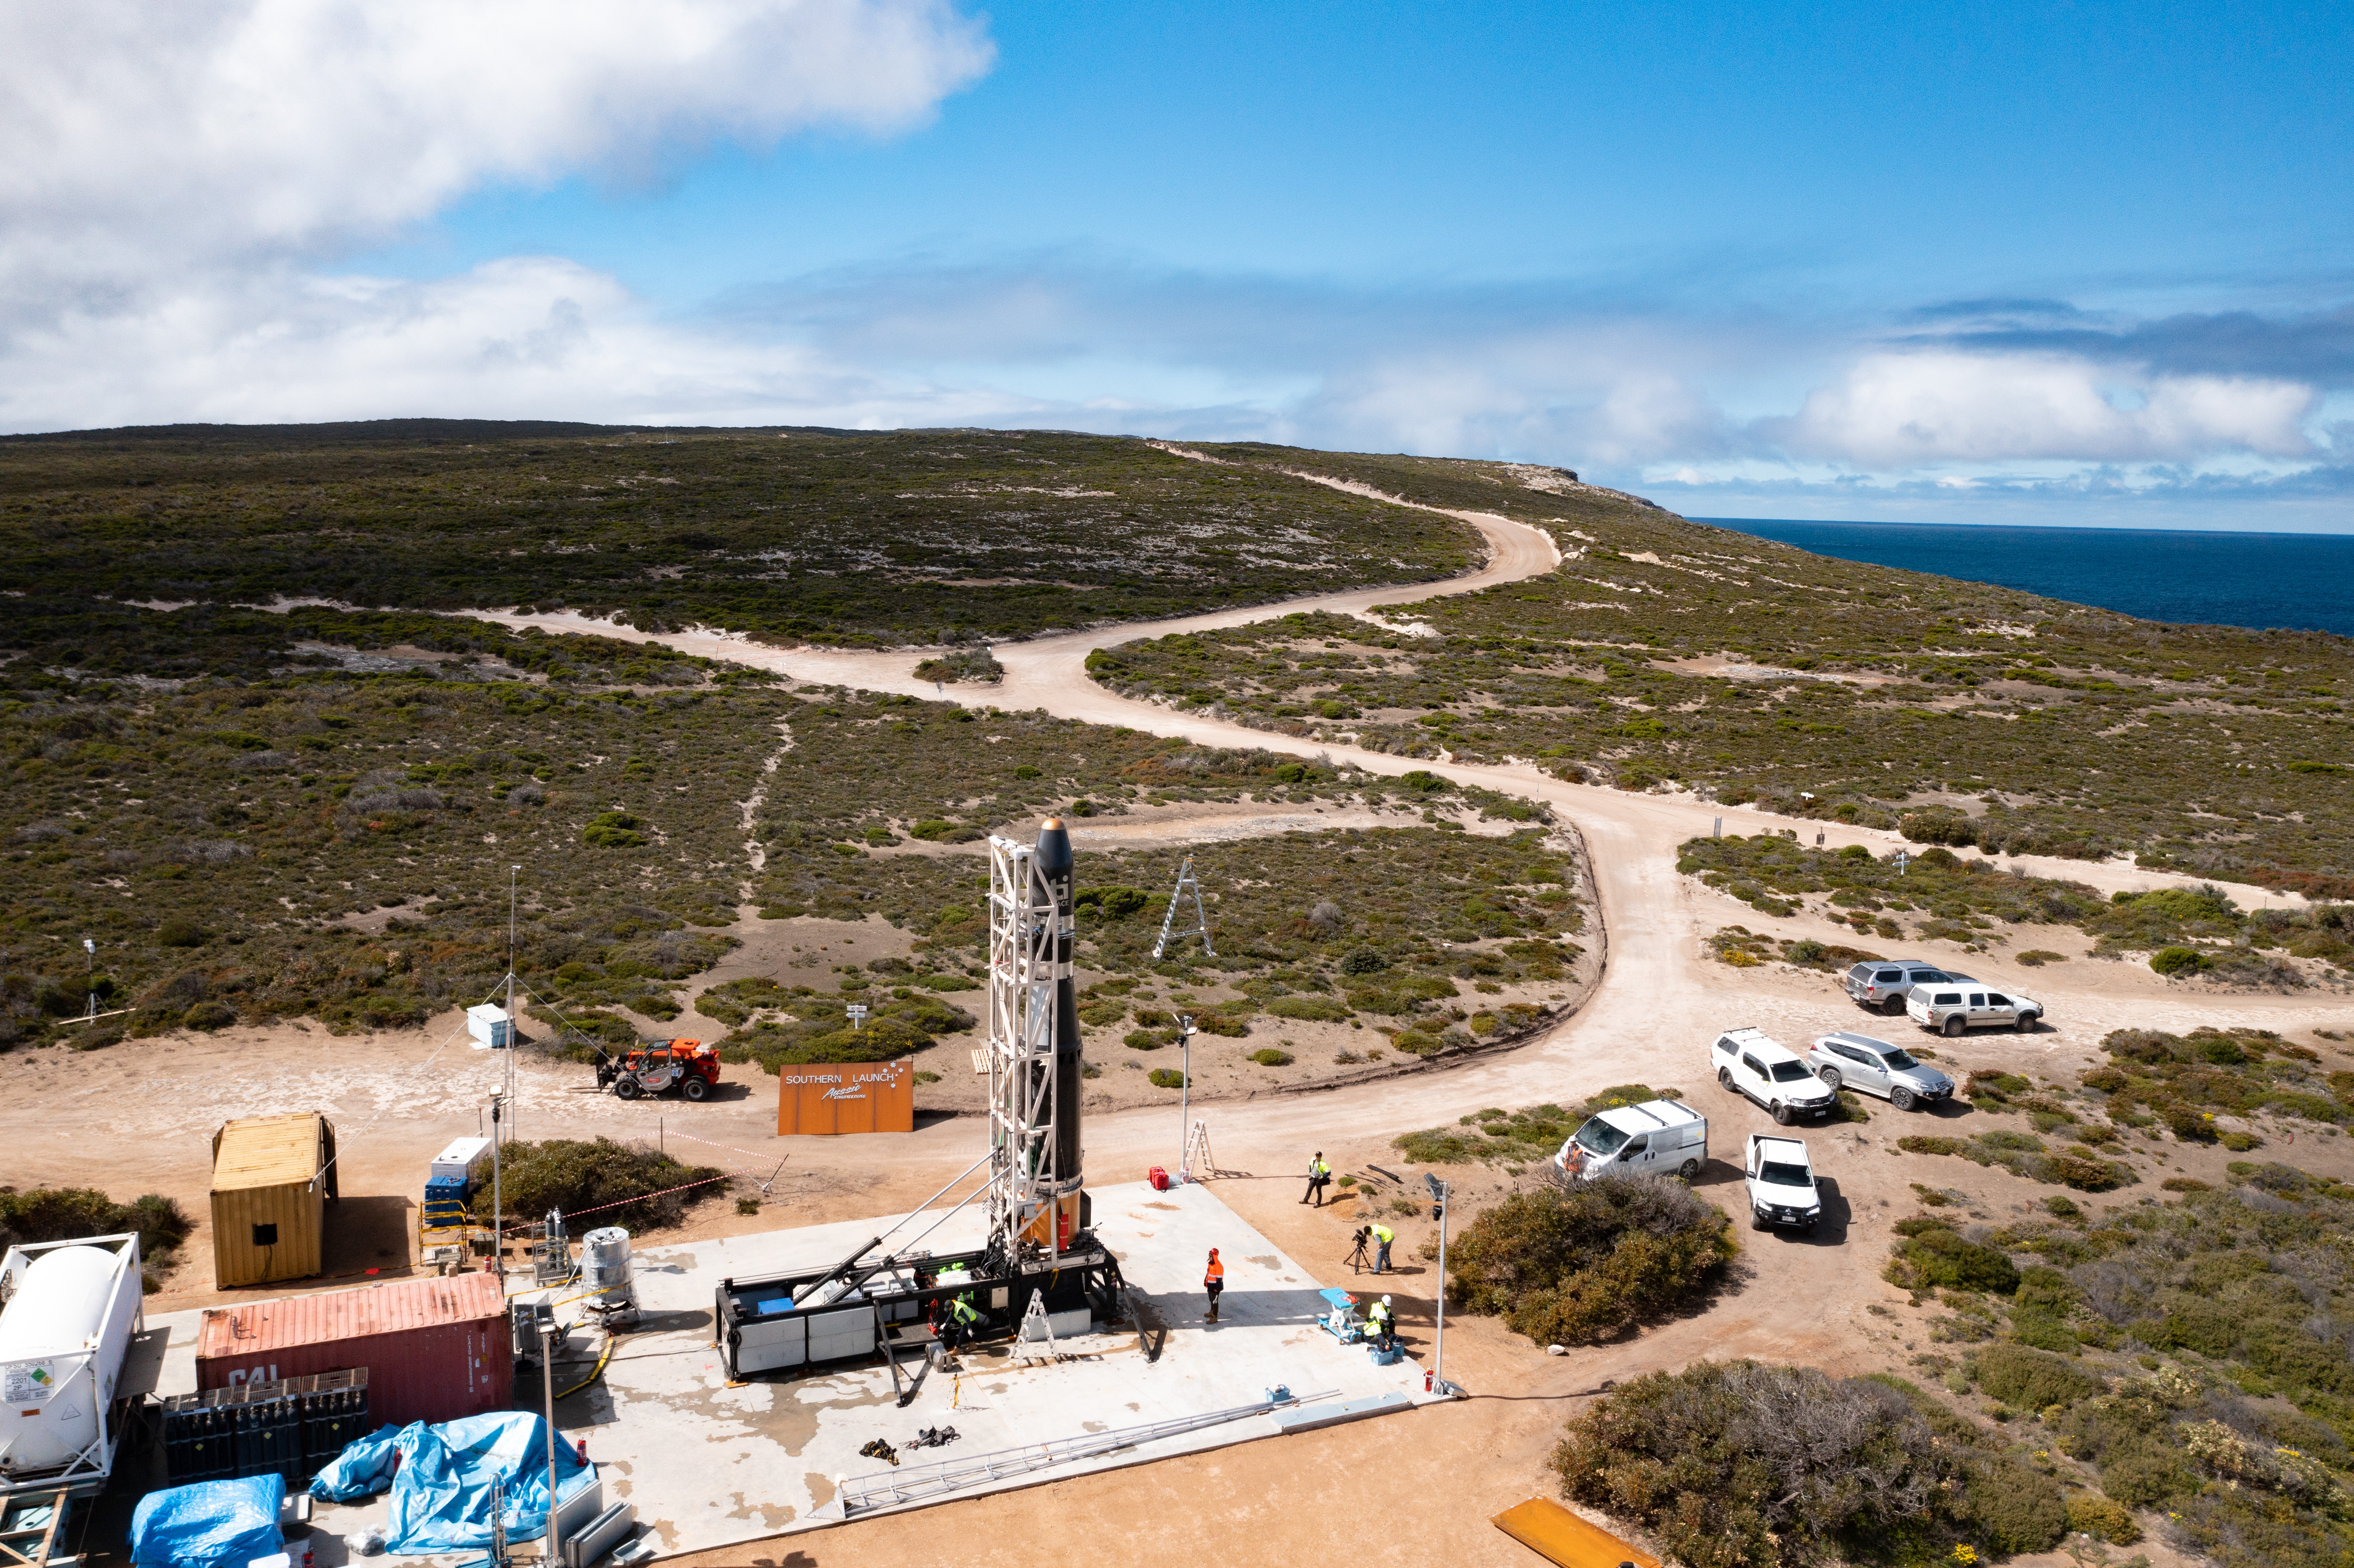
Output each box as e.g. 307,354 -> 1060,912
1204,1248 -> 1226,1323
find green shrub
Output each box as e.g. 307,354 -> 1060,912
2016,949 -> 2066,966
1446,1175 -> 1733,1346
581,810 -> 649,849
1973,1344 -> 2104,1410
1967,1455 -> 2068,1555
181,1001 -> 237,1030
2064,1494 -> 2141,1545
1147,1068 -> 1185,1089
1338,946 -> 1389,974
2098,1446 -> 2192,1508
1890,1224 -> 2019,1294
1265,995 -> 1349,1022
2149,945 -> 2205,977
1249,1048 -> 1293,1066
1553,1362 -> 1990,1567
495,1138 -> 723,1231
156,918 -> 207,947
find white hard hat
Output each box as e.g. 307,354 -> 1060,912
1382,1294 -> 1392,1305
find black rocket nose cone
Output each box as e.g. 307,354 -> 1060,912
1036,817 -> 1073,877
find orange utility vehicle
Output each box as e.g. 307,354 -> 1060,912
596,1038 -> 722,1101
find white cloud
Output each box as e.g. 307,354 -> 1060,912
1770,350 -> 2318,466
0,258 -> 1040,432
0,0 -> 993,319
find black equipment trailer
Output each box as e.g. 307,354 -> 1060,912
715,1229 -> 1124,1380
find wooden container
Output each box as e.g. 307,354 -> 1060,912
776,1059 -> 915,1135
209,1113 -> 336,1288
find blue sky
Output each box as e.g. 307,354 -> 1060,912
5,1 -> 2350,526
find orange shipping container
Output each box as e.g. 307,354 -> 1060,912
777,1058 -> 916,1135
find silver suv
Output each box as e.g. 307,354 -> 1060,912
1806,1032 -> 1954,1111
1842,960 -> 1955,1014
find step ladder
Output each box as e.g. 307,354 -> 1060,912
1182,1120 -> 1240,1180
1151,858 -> 1215,961
1011,1292 -> 1057,1365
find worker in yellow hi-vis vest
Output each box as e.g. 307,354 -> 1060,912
1302,1152 -> 1332,1207
1370,1223 -> 1395,1274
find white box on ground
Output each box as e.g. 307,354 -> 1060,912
465,1005 -> 512,1048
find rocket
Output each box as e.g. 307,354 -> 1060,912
1034,817 -> 1085,1202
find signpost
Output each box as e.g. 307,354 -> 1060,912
847,1003 -> 869,1031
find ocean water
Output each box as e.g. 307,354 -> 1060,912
1697,519 -> 2354,638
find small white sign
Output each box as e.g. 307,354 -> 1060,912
846,1004 -> 869,1030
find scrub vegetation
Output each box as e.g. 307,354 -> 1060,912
493,1138 -> 726,1232
0,604 -> 774,1050
1554,1360 -> 2067,1566
0,1185 -> 193,1290
1086,442 -> 2354,898
0,616 -> 1582,1065
736,691 -> 1585,1066
0,423 -> 1477,647
1442,1173 -> 1734,1345
1681,833 -> 2349,980
1917,1172 -> 2354,1568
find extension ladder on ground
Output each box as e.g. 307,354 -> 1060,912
838,1396 -> 1317,1518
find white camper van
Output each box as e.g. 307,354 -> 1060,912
1552,1098 -> 1707,1182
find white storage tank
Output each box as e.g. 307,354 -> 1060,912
579,1227 -> 633,1307
0,1233 -> 142,1485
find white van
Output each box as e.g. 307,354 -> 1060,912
1553,1098 -> 1708,1182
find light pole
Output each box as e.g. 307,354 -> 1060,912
1176,1015 -> 1195,1180
1423,1173 -> 1464,1398
82,938 -> 96,1020
540,1320 -> 562,1565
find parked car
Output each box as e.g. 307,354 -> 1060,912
1711,1027 -> 1837,1125
1907,983 -> 2043,1035
1807,1031 -> 1954,1110
1551,1098 -> 1708,1182
1744,1133 -> 1821,1231
1841,960 -> 1958,1013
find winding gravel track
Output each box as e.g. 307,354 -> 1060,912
457,485 -> 2326,1169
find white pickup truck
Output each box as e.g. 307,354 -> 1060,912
1744,1133 -> 1822,1232
1553,1098 -> 1708,1182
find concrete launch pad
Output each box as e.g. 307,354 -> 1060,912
147,1179 -> 1432,1559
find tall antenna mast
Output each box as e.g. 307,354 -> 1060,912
1151,856 -> 1214,961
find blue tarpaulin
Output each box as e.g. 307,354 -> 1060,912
129,1475 -> 284,1568
307,1412 -> 594,1553
308,1422 -> 404,1503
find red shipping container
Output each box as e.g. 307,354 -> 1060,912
196,1271 -> 510,1430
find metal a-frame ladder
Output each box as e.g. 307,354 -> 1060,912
1151,857 -> 1214,961
1011,1292 -> 1059,1365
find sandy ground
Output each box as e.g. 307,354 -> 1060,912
28,484 -> 2354,1564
